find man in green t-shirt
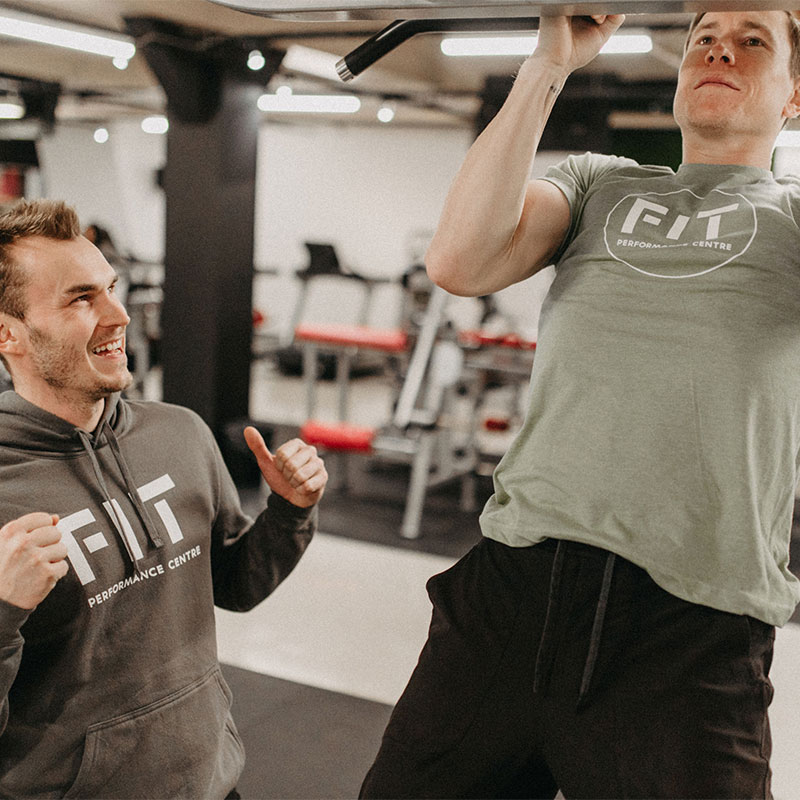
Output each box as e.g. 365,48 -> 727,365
362,10 -> 800,799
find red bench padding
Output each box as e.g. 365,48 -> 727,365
458,330 -> 537,351
294,323 -> 408,352
300,420 -> 376,453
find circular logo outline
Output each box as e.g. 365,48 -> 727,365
603,188 -> 756,279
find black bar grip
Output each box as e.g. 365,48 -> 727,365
336,17 -> 540,81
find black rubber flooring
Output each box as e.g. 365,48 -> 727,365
223,665 -> 391,800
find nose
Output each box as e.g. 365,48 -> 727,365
100,290 -> 131,328
705,42 -> 734,65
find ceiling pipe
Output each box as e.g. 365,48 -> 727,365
336,17 -> 539,81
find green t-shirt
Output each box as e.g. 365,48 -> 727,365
480,153 -> 800,626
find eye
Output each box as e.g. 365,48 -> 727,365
745,36 -> 763,46
697,35 -> 713,45
72,294 -> 92,304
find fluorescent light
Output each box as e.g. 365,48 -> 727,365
0,101 -> 24,119
0,8 -> 135,61
441,32 -> 651,57
141,115 -> 169,135
377,105 -> 395,123
441,35 -> 536,57
777,130 -> 800,148
248,49 -> 266,71
282,44 -> 340,81
603,34 -> 652,54
257,93 -> 361,114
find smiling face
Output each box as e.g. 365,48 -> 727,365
674,11 -> 800,156
1,235 -> 131,428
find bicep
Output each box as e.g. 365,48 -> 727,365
510,179 -> 572,278
472,179 -> 571,297
426,176 -> 572,298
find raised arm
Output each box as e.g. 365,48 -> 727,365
210,429 -> 325,612
426,14 -> 625,297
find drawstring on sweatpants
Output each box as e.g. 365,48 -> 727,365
578,551 -> 616,709
533,539 -> 566,697
532,540 -> 617,710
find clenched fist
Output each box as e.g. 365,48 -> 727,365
0,513 -> 69,610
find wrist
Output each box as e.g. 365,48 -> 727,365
0,596 -> 31,639
517,55 -> 571,96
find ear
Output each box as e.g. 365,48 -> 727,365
0,314 -> 25,358
783,79 -> 800,120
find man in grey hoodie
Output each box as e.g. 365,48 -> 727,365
0,199 -> 328,798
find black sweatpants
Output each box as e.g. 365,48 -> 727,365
360,538 -> 775,799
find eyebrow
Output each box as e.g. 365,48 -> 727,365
693,19 -> 777,44
62,275 -> 119,298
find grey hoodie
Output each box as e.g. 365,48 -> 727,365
0,391 -> 316,799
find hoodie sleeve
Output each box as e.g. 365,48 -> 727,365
0,600 -> 32,736
206,428 -> 316,612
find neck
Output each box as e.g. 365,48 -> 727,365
13,382 -> 106,431
681,130 -> 774,170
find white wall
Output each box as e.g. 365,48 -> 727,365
254,122 -> 473,279
36,120 -> 166,263
35,120 -> 473,280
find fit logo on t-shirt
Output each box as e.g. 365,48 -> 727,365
603,188 -> 757,278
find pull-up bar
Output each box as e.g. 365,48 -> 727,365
210,1 -> 798,22
335,17 -> 539,81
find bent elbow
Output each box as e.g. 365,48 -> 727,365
425,248 -> 477,297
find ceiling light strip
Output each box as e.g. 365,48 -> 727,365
441,32 -> 652,57
257,94 -> 361,113
0,9 -> 135,60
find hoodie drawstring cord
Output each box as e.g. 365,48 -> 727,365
532,540 -> 617,710
101,421 -> 164,548
76,428 -> 140,565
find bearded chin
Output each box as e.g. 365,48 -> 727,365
91,370 -> 134,400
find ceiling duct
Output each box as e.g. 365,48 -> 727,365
209,0 -> 797,20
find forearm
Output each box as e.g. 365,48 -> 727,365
426,56 -> 570,296
211,493 -> 316,612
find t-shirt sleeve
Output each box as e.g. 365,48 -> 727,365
776,175 -> 800,231
540,152 -> 639,262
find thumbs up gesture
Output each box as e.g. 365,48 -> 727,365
244,427 -> 327,508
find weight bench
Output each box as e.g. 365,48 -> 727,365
296,287 -> 473,539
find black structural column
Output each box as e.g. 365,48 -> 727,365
126,18 -> 282,435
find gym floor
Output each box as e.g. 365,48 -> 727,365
215,359 -> 800,799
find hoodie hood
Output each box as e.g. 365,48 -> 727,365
0,390 -> 163,559
0,390 -> 130,455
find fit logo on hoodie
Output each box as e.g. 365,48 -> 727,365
57,473 -> 183,585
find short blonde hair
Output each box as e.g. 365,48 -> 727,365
0,200 -> 81,320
